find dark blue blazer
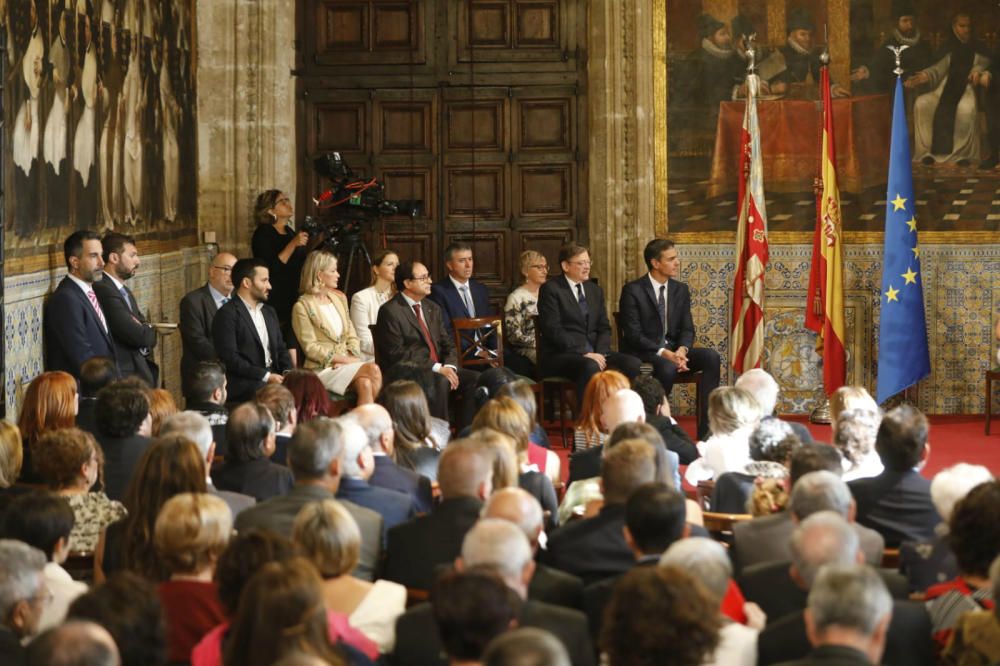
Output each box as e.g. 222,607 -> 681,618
336,477 -> 415,539
428,277 -> 493,335
92,274 -> 158,386
617,275 -> 694,356
44,276 -> 118,379
536,276 -> 612,356
369,455 -> 434,514
212,297 -> 292,403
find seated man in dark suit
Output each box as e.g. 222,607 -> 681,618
374,260 -> 478,428
393,519 -> 596,666
212,402 -> 293,502
94,381 -> 152,501
849,405 -> 941,548
618,238 -> 720,439
233,418 -> 384,581
536,243 -> 641,406
543,439 -> 655,584
483,487 -> 584,611
756,515 -> 932,666
631,375 -> 698,464
353,403 -> 433,514
383,439 -> 493,590
179,252 -> 237,400
184,361 -> 230,456
212,258 -> 293,404
582,482 -> 688,641
255,384 -> 297,466
334,417 -> 415,538
92,232 -> 158,387
44,230 -> 118,380
76,356 -> 117,435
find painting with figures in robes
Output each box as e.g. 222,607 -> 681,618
4,0 -> 196,251
664,0 -> 1000,236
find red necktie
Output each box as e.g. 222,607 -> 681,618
413,303 -> 439,363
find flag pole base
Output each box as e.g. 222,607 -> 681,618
809,398 -> 832,425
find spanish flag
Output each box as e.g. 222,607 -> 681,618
805,64 -> 847,395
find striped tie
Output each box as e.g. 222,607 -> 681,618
87,290 -> 108,332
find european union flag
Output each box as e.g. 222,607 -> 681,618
876,78 -> 930,404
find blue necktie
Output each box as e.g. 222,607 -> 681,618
577,283 -> 593,352
120,285 -> 134,314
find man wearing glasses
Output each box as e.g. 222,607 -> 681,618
179,251 -> 238,400
374,260 -> 478,428
537,243 -> 641,406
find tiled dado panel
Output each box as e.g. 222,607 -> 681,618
659,243 -> 1000,417
5,246 -> 214,417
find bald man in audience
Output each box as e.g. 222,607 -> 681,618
735,368 -> 813,444
383,439 -> 494,590
393,520 -> 596,666
483,487 -> 584,610
352,403 -> 433,513
26,621 -> 121,666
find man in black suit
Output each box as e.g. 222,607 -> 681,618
75,356 -> 117,435
483,487 -> 584,611
92,232 -> 158,387
233,418 -> 384,581
543,439 -> 656,584
45,230 -> 118,379
184,362 -> 230,456
212,258 -> 293,404
618,239 -> 720,439
353,403 -> 433,514
383,439 -> 493,590
374,260 -> 478,427
849,405 -> 940,548
537,243 -> 641,405
631,375 -> 698,464
179,252 -> 237,400
392,519 -> 597,666
94,381 -> 152,501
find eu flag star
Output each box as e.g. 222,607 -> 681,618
891,194 -> 907,211
911,246 -> 920,259
885,285 -> 900,302
905,217 -> 917,232
901,268 -> 917,285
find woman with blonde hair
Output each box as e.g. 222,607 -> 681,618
573,370 -> 630,451
292,251 -> 382,404
17,370 -> 78,482
350,249 -> 399,361
466,428 -> 519,490
503,250 -> 549,378
684,387 -> 762,484
829,386 -> 879,436
155,492 -> 231,663
0,421 -> 23,493
293,499 -> 406,653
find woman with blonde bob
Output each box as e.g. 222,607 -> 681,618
155,492 -> 231,664
573,370 -> 631,451
293,500 -> 406,653
292,251 -> 382,404
685,387 -> 762,484
503,249 -> 550,378
829,386 -> 880,436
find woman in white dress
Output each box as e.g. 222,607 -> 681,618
293,499 -> 406,653
350,249 -> 399,361
292,251 -> 383,404
684,387 -> 762,485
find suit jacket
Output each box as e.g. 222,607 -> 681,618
211,457 -> 294,502
391,599 -> 596,666
291,292 -> 362,369
92,273 -> 157,386
97,433 -> 151,501
541,503 -> 634,585
75,398 -> 98,435
233,484 -> 383,581
849,469 -> 941,548
382,496 -> 482,590
738,560 -> 910,624
373,293 -> 458,368
731,511 -> 886,575
646,414 -> 699,464
618,275 -> 694,355
761,601 -> 933,666
211,296 -> 292,403
179,284 -> 222,391
537,276 -> 612,356
580,556 -> 660,642
567,446 -> 602,485
370,454 -> 434,514
528,563 -> 584,611
44,276 -> 117,379
207,483 -> 255,518
336,477 -> 415,538
428,277 -> 494,345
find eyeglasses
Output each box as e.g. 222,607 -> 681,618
568,260 -> 592,267
211,265 -> 233,273
409,274 -> 432,282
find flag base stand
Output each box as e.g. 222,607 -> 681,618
809,398 -> 832,425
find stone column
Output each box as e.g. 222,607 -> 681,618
196,0 -> 296,255
588,0 -> 657,323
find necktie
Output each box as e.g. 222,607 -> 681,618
87,290 -> 108,332
459,285 -> 475,317
413,303 -> 439,363
220,296 -> 230,307
658,285 -> 667,342
576,283 -> 589,320
119,285 -> 134,314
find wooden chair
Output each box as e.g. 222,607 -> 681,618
612,311 -> 704,423
531,315 -> 574,449
451,317 -> 503,370
986,368 -> 1000,434
881,548 -> 901,569
701,511 -> 753,536
406,587 -> 430,608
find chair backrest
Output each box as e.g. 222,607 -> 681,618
612,311 -> 624,346
452,317 -> 504,370
702,511 -> 753,535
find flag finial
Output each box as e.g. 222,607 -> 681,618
888,44 -> 910,77
745,33 -> 757,74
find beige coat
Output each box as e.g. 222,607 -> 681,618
291,292 -> 362,370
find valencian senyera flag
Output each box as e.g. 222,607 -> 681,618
730,72 -> 770,374
877,76 -> 930,403
805,64 -> 847,396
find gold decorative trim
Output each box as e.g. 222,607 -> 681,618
668,230 -> 1000,245
653,0 -> 667,236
